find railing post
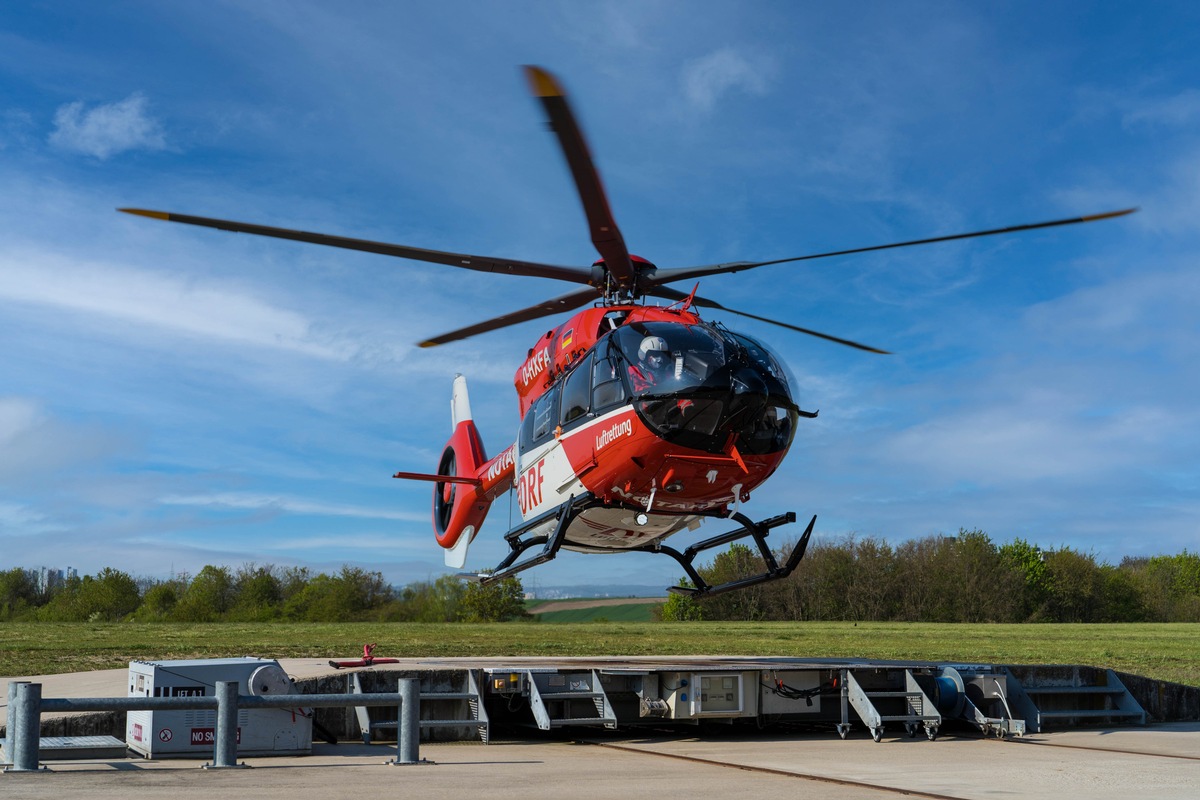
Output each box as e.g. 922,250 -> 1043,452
3,681 -> 29,766
387,678 -> 423,766
203,681 -> 246,769
4,682 -> 42,773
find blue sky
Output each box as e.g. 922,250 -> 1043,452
1,1 -> 1197,590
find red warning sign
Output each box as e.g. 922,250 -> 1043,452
158,728 -> 173,743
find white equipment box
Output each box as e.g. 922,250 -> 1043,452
125,657 -> 312,758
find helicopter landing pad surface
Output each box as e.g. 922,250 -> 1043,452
4,659 -> 1198,799
3,724 -> 1198,800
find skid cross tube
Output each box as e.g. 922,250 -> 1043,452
473,493 -> 597,584
2,680 -> 422,773
655,512 -> 815,598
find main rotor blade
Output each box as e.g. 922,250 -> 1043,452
119,208 -> 597,286
650,208 -> 1137,286
646,286 -> 890,354
418,287 -> 602,348
524,66 -> 635,287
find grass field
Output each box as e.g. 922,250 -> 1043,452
531,603 -> 661,623
2,621 -> 1197,687
526,598 -> 665,623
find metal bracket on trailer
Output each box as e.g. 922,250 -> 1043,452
654,512 -> 815,599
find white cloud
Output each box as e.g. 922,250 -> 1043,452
0,396 -> 125,484
0,248 -> 351,359
1122,88 -> 1200,128
0,109 -> 36,150
49,93 -> 166,159
262,532 -> 429,554
159,492 -> 426,523
879,400 -> 1178,485
681,48 -> 769,112
0,501 -> 50,530
0,396 -> 41,446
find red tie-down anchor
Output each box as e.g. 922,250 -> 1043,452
328,643 -> 402,669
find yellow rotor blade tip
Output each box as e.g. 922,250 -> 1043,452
523,65 -> 563,98
118,208 -> 170,220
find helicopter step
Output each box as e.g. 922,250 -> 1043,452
523,669 -> 618,731
837,669 -> 942,742
999,666 -> 1146,732
350,670 -> 490,744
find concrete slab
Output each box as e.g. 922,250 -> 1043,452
5,661 -> 1198,800
2,728 -> 1196,800
592,727 -> 1200,800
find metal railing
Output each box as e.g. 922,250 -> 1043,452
3,679 -> 423,773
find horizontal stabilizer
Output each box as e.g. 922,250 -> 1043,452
392,470 -> 481,486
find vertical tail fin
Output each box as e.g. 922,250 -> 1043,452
394,375 -> 515,569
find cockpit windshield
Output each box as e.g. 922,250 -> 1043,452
726,331 -> 794,394
613,322 -> 728,396
612,322 -> 793,400
609,321 -> 799,455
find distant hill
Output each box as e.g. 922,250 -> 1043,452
525,584 -> 667,599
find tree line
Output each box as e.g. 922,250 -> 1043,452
0,564 -> 528,624
4,531 -> 1198,625
662,530 -> 1200,623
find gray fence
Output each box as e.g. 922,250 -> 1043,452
3,679 -> 421,772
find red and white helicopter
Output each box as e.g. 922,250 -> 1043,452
122,67 -> 1132,597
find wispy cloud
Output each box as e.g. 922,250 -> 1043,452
159,492 -> 426,523
49,93 -> 166,159
681,48 -> 769,112
0,396 -> 125,484
1122,88 -> 1200,129
0,249 -> 351,359
0,396 -> 41,446
263,532 -> 429,554
0,501 -> 55,533
0,109 -> 36,151
879,400 -> 1179,485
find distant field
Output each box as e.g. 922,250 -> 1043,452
526,597 -> 667,622
2,621 -> 1196,687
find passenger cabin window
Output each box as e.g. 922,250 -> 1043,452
520,386 -> 560,451
560,354 -> 592,427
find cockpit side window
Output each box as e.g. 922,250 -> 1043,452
560,354 -> 592,428
592,351 -> 627,412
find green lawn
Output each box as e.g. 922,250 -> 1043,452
532,602 -> 662,623
2,621 -> 1196,687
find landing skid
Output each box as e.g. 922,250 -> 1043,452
466,492 -> 815,599
654,511 -> 815,599
467,493 -> 598,585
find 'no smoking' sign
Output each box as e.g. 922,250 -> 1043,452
158,728 -> 173,743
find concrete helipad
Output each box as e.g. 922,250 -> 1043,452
2,726 -> 1197,800
4,663 -> 1198,799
